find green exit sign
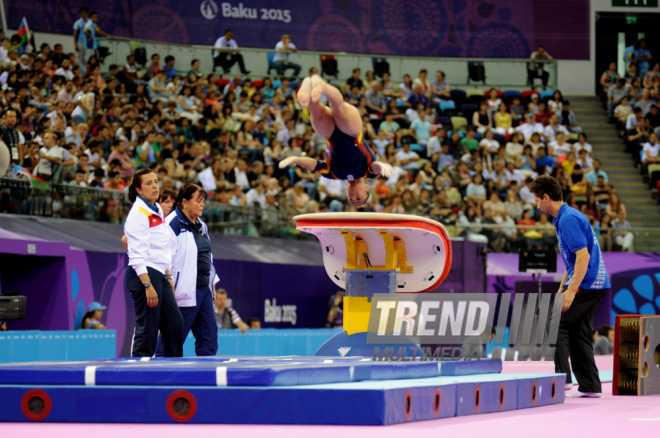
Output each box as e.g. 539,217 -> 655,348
613,0 -> 658,7
626,16 -> 638,24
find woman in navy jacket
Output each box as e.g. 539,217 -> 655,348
155,183 -> 219,356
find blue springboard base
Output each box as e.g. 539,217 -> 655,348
0,356 -> 564,425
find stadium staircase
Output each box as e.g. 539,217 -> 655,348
569,95 -> 660,251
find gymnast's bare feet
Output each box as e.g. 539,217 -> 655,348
310,74 -> 325,103
297,77 -> 313,108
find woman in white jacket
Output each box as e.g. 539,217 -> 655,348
155,183 -> 219,356
124,169 -> 184,357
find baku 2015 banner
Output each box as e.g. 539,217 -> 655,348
4,0 -> 589,59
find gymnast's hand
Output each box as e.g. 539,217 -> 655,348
279,156 -> 298,169
372,161 -> 394,178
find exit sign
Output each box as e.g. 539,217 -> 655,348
612,0 -> 658,6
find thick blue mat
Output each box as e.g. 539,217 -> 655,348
0,358 -> 501,387
0,372 -> 564,425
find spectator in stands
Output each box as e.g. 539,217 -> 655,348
493,102 -> 513,135
549,131 -> 572,161
614,96 -> 633,129
406,84 -> 430,108
519,177 -> 537,207
627,116 -> 650,156
466,173 -> 487,211
629,77 -> 643,103
460,126 -> 479,155
645,105 -> 660,135
516,113 -> 544,142
148,68 -> 169,103
599,62 -> 619,98
529,45 -> 553,90
346,68 -> 363,93
187,59 -> 208,88
536,146 -> 555,170
559,100 -> 581,134
413,69 -> 431,97
508,96 -> 524,125
585,159 -> 608,187
163,55 -> 176,81
399,74 -> 413,99
2,109 -> 23,166
644,62 -> 660,88
431,71 -> 450,103
410,108 -> 431,146
83,11 -> 112,64
214,288 -> 248,333
486,89 -> 502,114
535,102 -> 551,126
213,29 -> 250,75
634,88 -> 653,116
636,39 -> 652,76
480,129 -> 499,158
459,206 -> 488,244
144,53 -> 160,80
33,131 -> 63,181
72,7 -> 90,65
273,34 -> 301,78
247,317 -> 261,329
607,79 -> 628,120
81,301 -> 107,329
576,149 -> 593,174
364,82 -> 386,114
593,325 -> 614,355
544,115 -> 569,143
473,101 -> 493,135
605,192 -> 627,221
611,211 -> 634,252
396,139 -> 421,174
643,132 -> 660,169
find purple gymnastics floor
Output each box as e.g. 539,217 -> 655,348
4,356 -> 658,437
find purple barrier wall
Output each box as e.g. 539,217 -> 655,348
487,253 -> 660,328
0,234 -> 483,357
4,0 -> 589,59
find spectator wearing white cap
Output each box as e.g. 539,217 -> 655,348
515,113 -> 544,142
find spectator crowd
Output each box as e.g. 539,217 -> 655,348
0,13 -> 644,253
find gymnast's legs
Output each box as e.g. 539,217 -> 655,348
297,75 -> 362,139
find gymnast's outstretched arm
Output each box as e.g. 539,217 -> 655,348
279,156 -> 318,172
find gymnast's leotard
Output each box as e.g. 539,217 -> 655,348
313,126 -> 380,181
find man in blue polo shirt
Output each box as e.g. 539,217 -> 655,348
531,175 -> 610,398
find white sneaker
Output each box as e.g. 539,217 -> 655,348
565,383 -> 574,390
566,391 -> 602,398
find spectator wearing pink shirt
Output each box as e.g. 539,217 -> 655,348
107,139 -> 136,176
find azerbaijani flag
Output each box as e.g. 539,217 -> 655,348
17,17 -> 30,47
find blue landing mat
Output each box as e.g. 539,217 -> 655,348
0,358 -> 501,387
0,372 -> 565,425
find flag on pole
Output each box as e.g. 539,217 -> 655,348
17,17 -> 30,48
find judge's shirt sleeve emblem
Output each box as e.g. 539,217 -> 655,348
138,206 -> 164,228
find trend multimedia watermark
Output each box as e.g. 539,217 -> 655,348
363,293 -> 564,361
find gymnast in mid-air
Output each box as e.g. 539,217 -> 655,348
279,75 -> 393,206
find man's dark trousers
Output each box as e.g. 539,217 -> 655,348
553,286 -> 608,393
